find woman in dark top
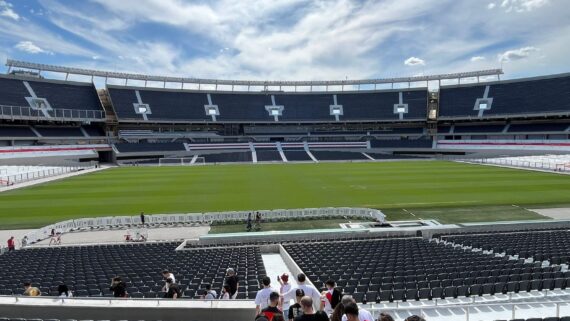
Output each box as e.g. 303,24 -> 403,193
110,277 -> 127,297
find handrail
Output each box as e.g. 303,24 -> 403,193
0,104 -> 105,122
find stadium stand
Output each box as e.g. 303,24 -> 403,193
255,149 -> 283,162
0,243 -> 265,299
0,76 -> 103,112
282,150 -> 313,161
114,143 -> 186,153
108,87 -> 427,122
34,127 -> 85,137
508,123 -> 570,133
203,152 -> 253,163
0,126 -> 37,137
370,139 -> 433,148
442,230 -> 570,265
453,124 -> 506,133
439,74 -> 570,118
284,237 -> 562,303
310,151 -> 368,161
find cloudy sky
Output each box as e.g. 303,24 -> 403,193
0,0 -> 568,83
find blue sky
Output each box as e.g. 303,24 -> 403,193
0,0 -> 568,85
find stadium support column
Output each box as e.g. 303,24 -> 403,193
276,142 -> 287,162
249,142 -> 257,163
427,91 -> 439,137
304,142 -> 318,162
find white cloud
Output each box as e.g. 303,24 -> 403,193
404,57 -> 426,66
498,46 -> 539,62
470,56 -> 486,62
487,3 -> 496,9
14,41 -> 52,54
0,0 -> 19,20
500,0 -> 550,12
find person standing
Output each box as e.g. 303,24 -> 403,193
140,212 -> 145,226
261,291 -> 284,321
247,212 -> 253,232
224,268 -> 239,299
288,289 -> 305,321
58,284 -> 73,298
255,276 -> 278,315
162,270 -> 176,292
278,273 -> 292,312
294,296 -> 329,321
164,278 -> 181,299
110,277 -> 127,298
7,236 -> 15,251
321,280 -> 342,315
21,236 -> 28,248
283,274 -> 321,312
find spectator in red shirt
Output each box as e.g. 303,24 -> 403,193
7,236 -> 15,251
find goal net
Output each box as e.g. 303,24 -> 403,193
158,157 -> 205,166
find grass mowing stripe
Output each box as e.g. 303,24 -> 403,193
0,161 -> 568,229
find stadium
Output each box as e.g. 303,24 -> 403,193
0,1 -> 570,321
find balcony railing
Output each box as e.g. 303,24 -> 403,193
0,105 -> 106,122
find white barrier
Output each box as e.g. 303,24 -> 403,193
460,154 -> 570,173
21,207 -> 385,245
0,165 -> 94,186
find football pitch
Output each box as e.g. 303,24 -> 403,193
1,161 -> 570,229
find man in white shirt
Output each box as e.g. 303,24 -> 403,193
255,276 -> 278,315
162,270 -> 176,292
282,273 -> 321,311
340,295 -> 374,321
278,273 -> 292,312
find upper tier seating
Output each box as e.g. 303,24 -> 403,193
108,86 -> 427,122
442,230 -> 570,265
284,238 -> 564,303
35,127 -> 85,137
0,243 -> 265,299
0,76 -> 103,112
453,124 -> 506,133
439,74 -> 570,118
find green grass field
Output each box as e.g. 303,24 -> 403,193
1,161 -> 569,229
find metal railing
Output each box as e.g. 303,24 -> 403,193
0,104 -> 105,122
0,165 -> 95,187
371,298 -> 570,320
22,207 -> 386,245
461,158 -> 570,173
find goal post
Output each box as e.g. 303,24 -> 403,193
158,156 -> 205,166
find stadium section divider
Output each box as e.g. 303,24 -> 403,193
22,207 -> 386,245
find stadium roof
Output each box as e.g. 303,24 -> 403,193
6,59 -> 502,89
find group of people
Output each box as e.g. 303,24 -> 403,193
246,212 -> 263,232
252,273 -> 426,321
20,282 -> 73,298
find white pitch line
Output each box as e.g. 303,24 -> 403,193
403,208 -> 416,217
